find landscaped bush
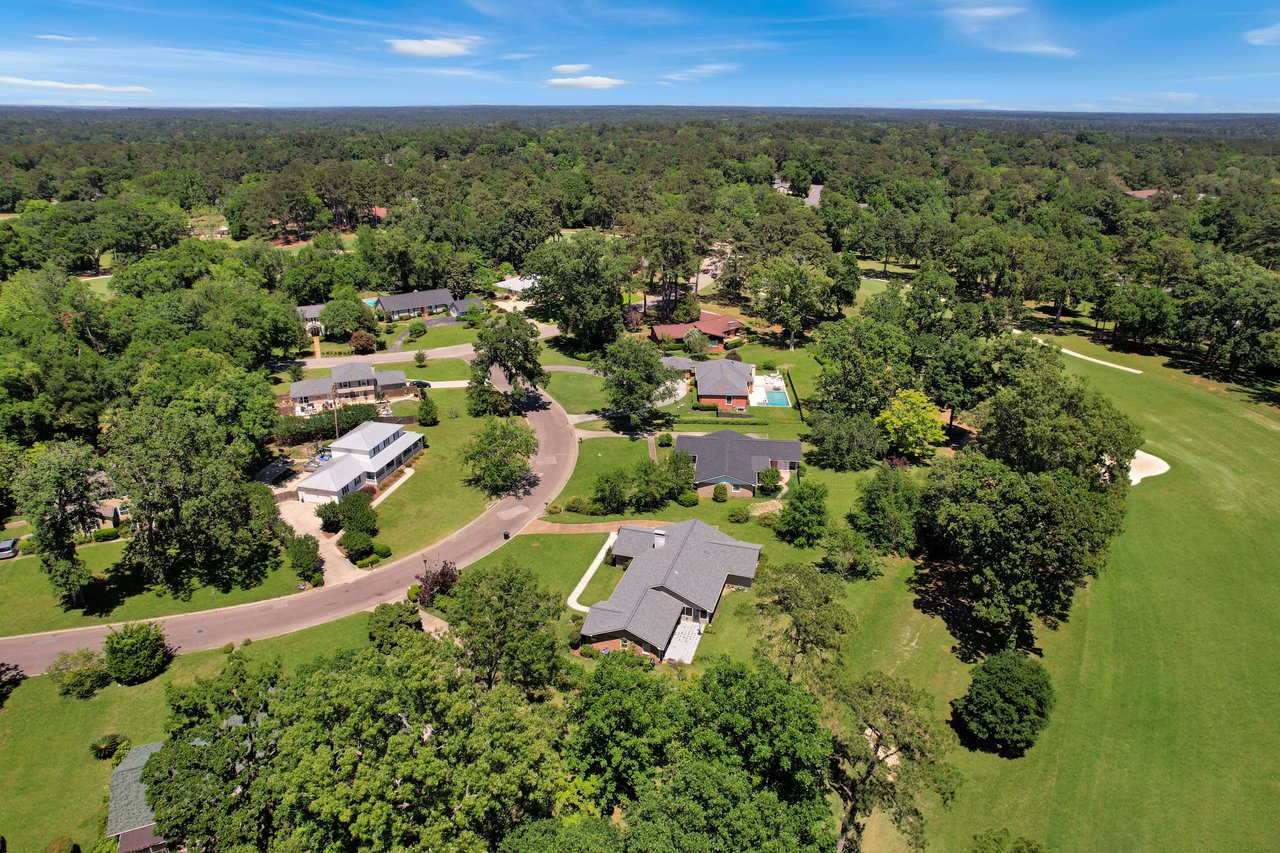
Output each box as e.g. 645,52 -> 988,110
350,330 -> 376,354
356,555 -> 381,568
372,541 -> 392,559
315,501 -> 342,533
92,527 -> 120,542
757,466 -> 783,496
337,491 -> 378,536
417,390 -> 439,426
676,491 -> 699,507
567,613 -> 584,649
545,503 -> 563,515
416,558 -> 459,606
406,583 -> 420,602
47,649 -> 110,699
338,529 -> 373,560
407,319 -> 427,339
728,505 -> 750,524
286,534 -> 323,587
756,511 -> 780,528
656,432 -> 673,447
18,538 -> 37,555
578,644 -> 600,659
724,337 -> 746,350
90,733 -> 128,761
761,360 -> 777,371
103,622 -> 170,686
692,402 -> 719,412
414,349 -> 427,368
367,601 -> 422,653
713,483 -> 729,502
565,496 -> 599,515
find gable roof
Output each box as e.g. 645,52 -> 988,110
330,420 -> 401,453
694,359 -> 755,397
106,741 -> 164,837
451,297 -> 485,314
676,430 -> 802,485
296,453 -> 366,494
661,355 -> 697,373
289,376 -> 336,399
376,289 -> 454,313
331,362 -> 376,384
583,520 -> 760,651
652,311 -> 743,342
297,303 -> 324,320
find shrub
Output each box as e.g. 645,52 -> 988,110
756,510 -> 780,529
367,602 -> 422,653
406,583 -> 420,602
356,555 -> 381,568
350,330 -> 376,354
578,644 -> 601,658
545,503 -> 563,515
728,505 -> 750,523
90,733 -> 127,761
338,491 -> 379,536
48,649 -> 110,699
315,501 -> 343,533
675,491 -> 699,507
19,538 -> 37,555
103,622 -> 170,685
757,466 -> 783,496
92,527 -> 120,542
724,337 -> 746,350
821,524 -> 882,579
339,530 -> 373,560
712,483 -> 729,502
372,541 -> 392,559
413,349 -> 427,368
407,319 -> 427,339
775,480 -> 830,547
656,432 -> 673,447
417,390 -> 439,426
416,558 -> 459,606
220,642 -> 234,654
761,359 -> 777,371
447,406 -> 460,419
286,534 -> 323,587
565,496 -> 599,515
592,469 -> 632,515
692,402 -> 719,412
953,650 -> 1056,755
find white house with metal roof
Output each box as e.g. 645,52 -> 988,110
295,421 -> 423,503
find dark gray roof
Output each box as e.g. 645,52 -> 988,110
289,376 -> 335,399
661,355 -> 697,372
376,369 -> 408,388
331,362 -> 376,384
296,303 -> 324,320
676,430 -> 802,486
583,520 -> 760,652
376,289 -> 453,313
452,297 -> 485,314
694,359 -> 754,397
106,741 -> 164,837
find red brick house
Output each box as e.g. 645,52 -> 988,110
651,312 -> 745,351
693,359 -> 754,411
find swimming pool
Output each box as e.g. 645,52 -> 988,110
764,390 -> 790,407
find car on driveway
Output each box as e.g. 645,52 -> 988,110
408,379 -> 432,388
0,538 -> 20,559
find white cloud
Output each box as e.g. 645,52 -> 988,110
0,75 -> 151,93
998,41 -> 1076,57
944,6 -> 1025,35
662,62 -> 738,82
36,34 -> 98,42
1244,22 -> 1280,45
552,63 -> 591,73
386,36 -> 483,58
499,52 -> 532,60
545,75 -> 626,89
411,67 -> 505,82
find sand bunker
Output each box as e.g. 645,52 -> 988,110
1130,450 -> 1170,484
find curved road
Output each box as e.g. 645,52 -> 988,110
0,363 -> 578,676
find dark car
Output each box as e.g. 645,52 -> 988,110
408,379 -> 432,388
0,538 -> 19,559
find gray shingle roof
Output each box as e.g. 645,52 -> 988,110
676,430 -> 802,486
694,359 -> 754,397
297,303 -> 324,320
451,297 -> 485,314
106,741 -> 164,837
331,362 -> 376,384
376,289 -> 453,313
661,355 -> 697,372
289,376 -> 335,399
583,520 -> 760,652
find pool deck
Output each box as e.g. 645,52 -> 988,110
748,374 -> 791,407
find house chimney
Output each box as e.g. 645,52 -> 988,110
653,529 -> 666,549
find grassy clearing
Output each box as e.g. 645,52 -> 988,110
375,358 -> 472,382
550,437 -> 652,507
373,389 -> 489,558
470,533 -> 609,603
397,323 -> 479,351
0,541 -> 303,638
544,371 -> 609,414
539,337 -> 596,368
578,561 -> 624,607
0,613 -> 372,853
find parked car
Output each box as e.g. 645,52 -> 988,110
0,538 -> 19,559
408,379 -> 432,388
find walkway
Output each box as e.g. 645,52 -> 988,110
1012,329 -> 1143,374
523,518 -> 672,535
0,368 -> 579,676
566,531 -> 617,613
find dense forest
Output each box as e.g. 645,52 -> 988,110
1,108 -> 1277,851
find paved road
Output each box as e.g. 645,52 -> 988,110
0,368 -> 578,676
301,321 -> 558,370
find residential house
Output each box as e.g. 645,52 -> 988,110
374,289 -> 485,320
651,311 -> 746,351
92,498 -> 132,530
495,274 -> 538,294
297,303 -> 325,337
296,421 -> 424,503
449,296 -> 485,318
286,363 -> 408,414
660,355 -> 697,380
675,429 -> 802,497
693,359 -> 755,410
581,520 -> 759,662
106,741 -> 168,853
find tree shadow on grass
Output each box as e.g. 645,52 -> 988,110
0,661 -> 24,709
71,563 -> 157,618
947,708 -> 1031,760
908,558 -> 1039,663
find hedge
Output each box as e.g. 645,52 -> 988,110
92,527 -> 121,542
276,403 -> 379,446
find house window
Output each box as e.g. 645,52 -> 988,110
725,396 -> 733,403
620,638 -> 630,650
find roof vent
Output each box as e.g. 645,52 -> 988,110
654,529 -> 666,549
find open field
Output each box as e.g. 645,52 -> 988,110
0,613 -> 373,852
374,389 -> 490,558
695,334 -> 1280,852
0,540 -> 303,638
544,370 -> 608,414
550,436 -> 652,507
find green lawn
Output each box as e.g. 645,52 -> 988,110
469,533 -> 609,602
0,541 -> 304,637
696,334 -> 1280,852
550,437 -> 652,507
0,613 -> 372,853
397,323 -> 480,351
373,389 -> 490,558
538,336 -> 597,368
375,358 -> 472,382
578,561 -> 624,607
544,371 -> 609,414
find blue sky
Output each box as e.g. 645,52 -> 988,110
3,0 -> 1280,111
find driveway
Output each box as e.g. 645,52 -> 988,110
275,498 -> 363,586
0,366 -> 578,675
